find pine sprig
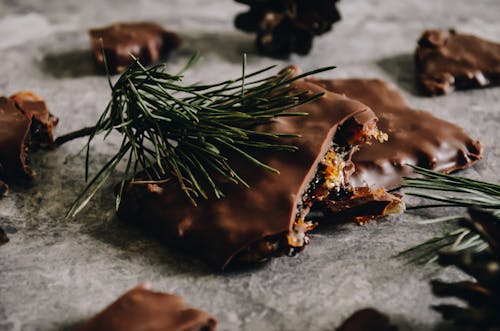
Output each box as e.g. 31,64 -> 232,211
58,55 -> 335,218
399,165 -> 500,263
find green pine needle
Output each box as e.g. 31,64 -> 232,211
59,55 -> 335,218
398,165 -> 500,263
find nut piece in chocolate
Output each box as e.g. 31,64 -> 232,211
76,285 -> 217,331
89,22 -> 181,73
416,29 -> 500,95
0,92 -> 58,184
311,78 -> 482,190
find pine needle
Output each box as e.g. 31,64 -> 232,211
399,165 -> 500,263
59,55 -> 336,218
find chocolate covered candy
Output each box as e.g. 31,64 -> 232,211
77,285 -> 217,331
89,22 -> 181,73
311,78 -> 482,190
416,29 -> 500,95
117,67 -> 403,268
0,92 -> 57,184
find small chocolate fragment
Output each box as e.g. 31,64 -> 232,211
416,29 -> 500,95
77,285 -> 217,331
323,187 -> 404,224
0,92 -> 57,184
89,22 -> 181,73
118,67 -> 400,268
0,180 -> 8,198
235,0 -> 341,56
312,78 -> 482,190
0,226 -> 9,246
336,308 -> 398,331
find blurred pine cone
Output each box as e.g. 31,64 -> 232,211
431,208 -> 500,331
234,0 -> 341,56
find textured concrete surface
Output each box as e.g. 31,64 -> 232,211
1,1 -> 499,330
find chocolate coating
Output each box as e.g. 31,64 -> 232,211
0,92 -> 57,184
416,29 -> 500,95
89,22 -> 181,73
118,67 -> 380,268
77,285 -> 217,331
312,78 -> 483,190
336,308 -> 398,331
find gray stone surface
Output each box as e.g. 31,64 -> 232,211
0,0 -> 499,330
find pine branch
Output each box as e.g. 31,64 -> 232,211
398,166 -> 500,263
60,55 -> 335,218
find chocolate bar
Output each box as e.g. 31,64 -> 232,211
89,22 -> 181,73
311,78 -> 482,190
0,92 -> 57,184
416,29 -> 500,95
76,285 -> 217,331
118,67 -> 403,268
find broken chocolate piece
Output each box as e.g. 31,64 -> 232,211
118,67 -> 399,268
416,29 -> 500,95
311,78 -> 482,190
89,22 -> 181,73
235,0 -> 341,56
336,308 -> 398,331
0,92 -> 57,184
323,187 -> 404,224
76,285 -> 217,331
0,227 -> 8,246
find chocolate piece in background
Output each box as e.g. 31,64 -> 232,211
0,227 -> 9,246
311,78 -> 483,190
235,0 -> 341,56
0,92 -> 58,184
0,180 -> 8,198
336,308 -> 398,331
118,67 -> 399,269
76,284 -> 217,331
416,29 -> 500,95
89,22 -> 181,73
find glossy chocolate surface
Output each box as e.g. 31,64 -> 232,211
118,68 -> 379,268
89,22 -> 181,73
416,29 -> 500,95
77,285 -> 217,331
0,92 -> 57,183
312,78 -> 482,190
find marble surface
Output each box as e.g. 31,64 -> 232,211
1,0 -> 499,330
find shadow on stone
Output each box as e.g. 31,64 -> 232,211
376,53 -> 419,96
39,49 -> 98,78
81,210 -> 214,276
178,30 -> 257,63
52,320 -> 83,331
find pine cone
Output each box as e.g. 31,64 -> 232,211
431,208 -> 500,331
235,0 -> 341,56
